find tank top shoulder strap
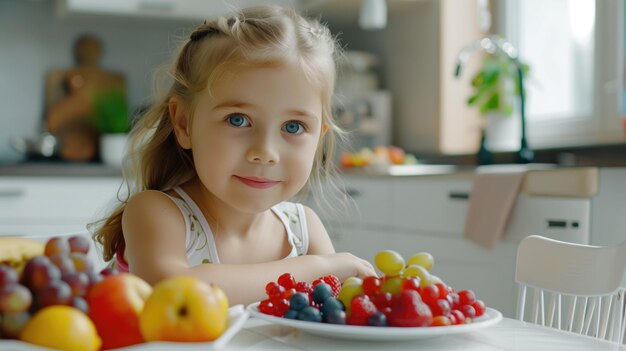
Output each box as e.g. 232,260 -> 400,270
272,202 -> 309,256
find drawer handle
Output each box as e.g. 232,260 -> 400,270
547,220 -> 579,229
345,188 -> 361,198
448,192 -> 470,200
0,189 -> 25,198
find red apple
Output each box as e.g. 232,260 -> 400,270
86,273 -> 152,350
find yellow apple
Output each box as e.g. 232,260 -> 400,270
139,276 -> 229,342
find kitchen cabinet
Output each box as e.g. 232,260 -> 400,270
310,168 -> 620,319
327,0 -> 484,155
0,175 -> 123,270
0,176 -> 123,237
56,0 -> 298,21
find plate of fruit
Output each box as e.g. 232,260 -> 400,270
247,250 -> 502,341
0,235 -> 247,350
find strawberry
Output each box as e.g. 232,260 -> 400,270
312,275 -> 341,297
388,290 -> 433,327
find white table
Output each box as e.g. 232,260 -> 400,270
2,315 -> 624,350
227,317 -> 626,351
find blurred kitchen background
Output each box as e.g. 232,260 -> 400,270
1,0 -> 625,319
1,0 -> 625,165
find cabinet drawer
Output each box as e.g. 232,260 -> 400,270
503,194 -> 590,244
391,177 -> 472,235
339,177 -> 393,228
0,177 -> 123,223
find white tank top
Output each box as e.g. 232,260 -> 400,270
165,187 -> 309,265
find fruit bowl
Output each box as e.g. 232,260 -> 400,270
247,302 -> 502,341
0,304 -> 249,350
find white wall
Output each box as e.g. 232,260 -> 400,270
0,0 -> 194,162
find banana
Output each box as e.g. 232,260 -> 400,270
0,237 -> 45,272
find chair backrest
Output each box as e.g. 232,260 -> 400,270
515,235 -> 626,344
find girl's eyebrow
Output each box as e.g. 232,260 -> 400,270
213,100 -> 319,120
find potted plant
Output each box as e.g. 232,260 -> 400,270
92,88 -> 130,167
457,35 -> 532,164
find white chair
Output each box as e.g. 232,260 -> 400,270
515,235 -> 626,344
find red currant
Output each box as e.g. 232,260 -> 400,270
419,284 -> 439,306
435,282 -> 449,299
277,273 -> 296,290
472,299 -> 486,317
362,276 -> 382,296
432,315 -> 452,327
450,309 -> 466,325
258,299 -> 276,315
401,277 -> 420,292
430,298 -> 451,316
458,290 -> 476,306
460,304 -> 476,319
446,292 -> 460,309
372,291 -> 393,309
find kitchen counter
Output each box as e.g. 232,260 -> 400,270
0,162 -> 121,177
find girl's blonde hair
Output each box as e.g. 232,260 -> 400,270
92,5 -> 346,262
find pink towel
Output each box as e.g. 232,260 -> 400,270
463,166 -> 529,250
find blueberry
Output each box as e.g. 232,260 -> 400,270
297,306 -> 322,323
284,309 -> 299,319
289,292 -> 310,311
312,283 -> 332,304
320,297 -> 344,316
367,311 -> 388,327
323,309 -> 346,324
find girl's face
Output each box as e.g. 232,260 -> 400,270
179,63 -> 324,213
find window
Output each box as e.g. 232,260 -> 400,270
488,0 -> 624,151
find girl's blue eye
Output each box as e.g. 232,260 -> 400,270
226,114 -> 250,127
282,121 -> 304,135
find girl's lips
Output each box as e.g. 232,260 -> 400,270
234,175 -> 280,189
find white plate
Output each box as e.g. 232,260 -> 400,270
0,305 -> 249,350
246,302 -> 502,341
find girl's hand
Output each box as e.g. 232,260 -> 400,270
322,252 -> 378,281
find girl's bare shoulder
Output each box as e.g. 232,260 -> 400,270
124,190 -> 181,219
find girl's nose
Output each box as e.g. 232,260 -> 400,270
246,136 -> 279,165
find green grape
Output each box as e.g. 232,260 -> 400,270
380,277 -> 403,295
406,252 -> 434,271
342,277 -> 362,287
403,264 -> 431,283
374,250 -> 405,277
337,283 -> 363,312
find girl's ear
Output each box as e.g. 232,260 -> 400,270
169,96 -> 192,149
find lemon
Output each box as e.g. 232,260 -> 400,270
20,305 -> 101,351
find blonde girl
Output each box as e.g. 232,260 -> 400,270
93,5 -> 375,305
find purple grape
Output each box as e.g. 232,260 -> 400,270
0,265 -> 18,288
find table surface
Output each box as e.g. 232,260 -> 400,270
1,315 -> 624,350
226,316 -> 626,351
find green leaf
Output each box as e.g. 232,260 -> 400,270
92,89 -> 130,134
465,46 -> 530,117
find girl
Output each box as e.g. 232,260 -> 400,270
92,5 -> 376,305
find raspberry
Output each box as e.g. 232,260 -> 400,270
312,275 -> 341,297
295,281 -> 313,295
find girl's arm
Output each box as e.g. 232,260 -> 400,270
122,192 -> 375,305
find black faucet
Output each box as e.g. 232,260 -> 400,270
455,35 -> 534,164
